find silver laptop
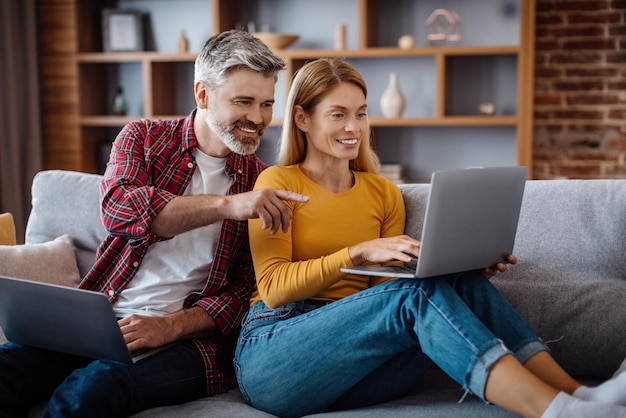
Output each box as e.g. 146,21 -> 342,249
0,275 -> 172,363
341,166 -> 527,279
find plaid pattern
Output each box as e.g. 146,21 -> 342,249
81,111 -> 265,394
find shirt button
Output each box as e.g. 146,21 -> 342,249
108,289 -> 115,297
133,261 -> 139,268
237,169 -> 242,174
187,162 -> 194,169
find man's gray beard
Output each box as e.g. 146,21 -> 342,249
206,112 -> 261,156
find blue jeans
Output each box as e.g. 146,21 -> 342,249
0,340 -> 206,417
234,272 -> 546,418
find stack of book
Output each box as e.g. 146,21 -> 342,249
380,164 -> 406,184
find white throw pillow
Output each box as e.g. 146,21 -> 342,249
0,234 -> 81,287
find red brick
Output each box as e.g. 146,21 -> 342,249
611,0 -> 626,9
552,81 -> 604,91
562,39 -> 617,50
549,53 -> 603,63
565,68 -> 619,77
568,12 -> 622,24
534,110 -> 553,120
559,164 -> 603,178
569,124 -> 624,133
537,14 -> 566,25
553,109 -> 605,119
566,94 -> 621,105
609,24 -> 626,36
551,26 -> 606,37
609,109 -> 626,119
605,138 -> 626,151
607,80 -> 626,90
536,67 -> 564,78
569,151 -> 619,162
534,80 -> 552,92
554,1 -> 611,11
607,52 -> 626,62
537,2 -> 557,13
536,95 -> 564,105
534,0 -> 626,180
536,40 -> 562,50
535,54 -> 549,65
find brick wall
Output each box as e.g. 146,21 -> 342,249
534,0 -> 626,179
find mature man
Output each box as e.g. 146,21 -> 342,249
0,30 -> 307,417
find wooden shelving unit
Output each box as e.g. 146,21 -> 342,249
38,0 -> 535,178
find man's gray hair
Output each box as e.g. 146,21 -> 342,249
194,30 -> 286,88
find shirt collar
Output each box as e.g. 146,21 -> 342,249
182,109 -> 199,152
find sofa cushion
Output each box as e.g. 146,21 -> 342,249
492,179 -> 626,379
400,180 -> 626,379
0,234 -> 81,287
0,212 -> 16,245
25,170 -> 106,277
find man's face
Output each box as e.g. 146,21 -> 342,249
204,68 -> 276,155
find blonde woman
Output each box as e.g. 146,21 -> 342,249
234,58 -> 626,418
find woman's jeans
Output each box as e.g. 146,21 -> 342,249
234,272 -> 546,418
0,339 -> 206,418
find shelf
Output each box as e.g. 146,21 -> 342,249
369,116 -> 518,127
75,46 -> 520,64
39,0 -> 535,179
81,116 -> 135,127
281,45 -> 520,59
77,52 -> 198,63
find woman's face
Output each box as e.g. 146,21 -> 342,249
300,82 -> 368,164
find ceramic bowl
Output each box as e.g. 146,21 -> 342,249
252,32 -> 299,50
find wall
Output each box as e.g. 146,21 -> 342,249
534,0 -> 626,179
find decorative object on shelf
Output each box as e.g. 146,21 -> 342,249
334,24 -> 347,50
501,1 -> 519,18
252,32 -> 299,50
112,87 -> 129,116
424,9 -> 462,45
102,9 -> 144,52
478,102 -> 496,116
178,30 -> 189,53
380,72 -> 406,119
398,35 -> 415,50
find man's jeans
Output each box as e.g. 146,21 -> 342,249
234,272 -> 546,418
0,339 -> 206,418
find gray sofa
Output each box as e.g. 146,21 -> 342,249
2,169 -> 625,417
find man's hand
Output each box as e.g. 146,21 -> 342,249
228,188 -> 309,234
152,188 -> 308,238
118,307 -> 218,352
483,254 -> 518,279
119,315 -> 171,352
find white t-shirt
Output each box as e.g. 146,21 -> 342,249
113,149 -> 233,317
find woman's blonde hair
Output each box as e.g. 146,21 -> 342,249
278,58 -> 380,173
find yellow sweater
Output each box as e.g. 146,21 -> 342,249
248,165 -> 406,308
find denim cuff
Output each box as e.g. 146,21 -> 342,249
515,339 -> 549,364
467,340 -> 511,399
467,338 -> 548,400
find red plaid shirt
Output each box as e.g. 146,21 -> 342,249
81,111 -> 266,394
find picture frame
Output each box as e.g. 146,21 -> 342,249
102,9 -> 144,52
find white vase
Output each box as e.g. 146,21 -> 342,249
380,72 -> 406,118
